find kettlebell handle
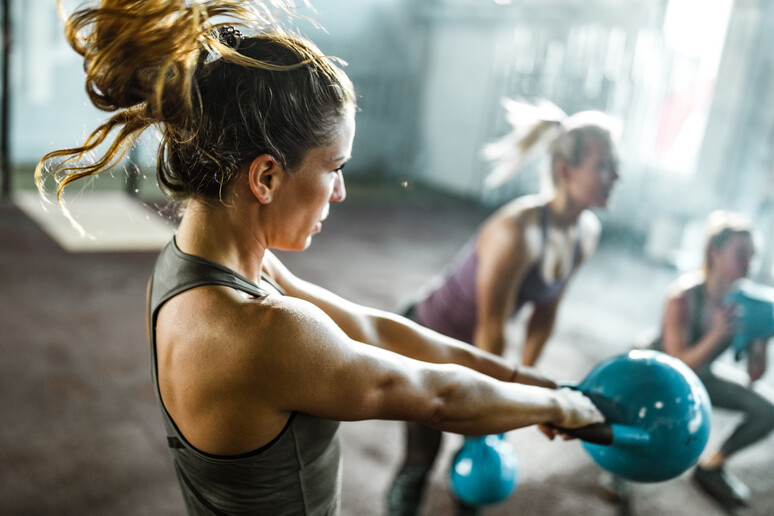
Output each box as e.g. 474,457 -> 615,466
555,381 -> 651,447
557,423 -> 613,445
557,423 -> 651,447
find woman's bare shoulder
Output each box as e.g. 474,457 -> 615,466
225,289 -> 342,353
156,285 -> 313,354
154,287 -> 329,453
672,271 -> 703,294
485,195 -> 544,236
156,284 -> 347,407
480,195 -> 544,262
498,194 -> 544,220
665,272 -> 704,308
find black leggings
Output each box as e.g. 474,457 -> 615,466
387,304 -> 478,516
388,423 -> 480,516
698,363 -> 774,457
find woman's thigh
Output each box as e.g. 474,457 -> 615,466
700,362 -> 774,413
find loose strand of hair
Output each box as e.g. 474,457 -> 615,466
40,0 -> 326,212
36,109 -> 147,201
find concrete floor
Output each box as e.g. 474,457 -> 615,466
2,182 -> 773,516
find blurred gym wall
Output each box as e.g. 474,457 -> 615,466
4,0 -> 774,279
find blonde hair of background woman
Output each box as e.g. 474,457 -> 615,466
482,97 -> 621,192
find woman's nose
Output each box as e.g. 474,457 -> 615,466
330,170 -> 346,202
606,165 -> 620,183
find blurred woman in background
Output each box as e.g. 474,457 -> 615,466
388,99 -> 620,515
655,210 -> 774,507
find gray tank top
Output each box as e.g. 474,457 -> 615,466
650,282 -> 732,371
147,239 -> 341,515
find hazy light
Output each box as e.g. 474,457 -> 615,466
663,0 -> 732,64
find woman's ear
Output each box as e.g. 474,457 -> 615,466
707,248 -> 719,271
553,157 -> 570,184
247,154 -> 282,204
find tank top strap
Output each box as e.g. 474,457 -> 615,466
259,270 -> 286,296
150,239 -> 276,315
537,203 -> 550,262
536,204 -> 584,278
570,217 -> 584,269
690,284 -> 705,343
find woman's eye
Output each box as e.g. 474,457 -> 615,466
333,163 -> 347,173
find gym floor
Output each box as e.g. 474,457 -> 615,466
1,180 -> 772,516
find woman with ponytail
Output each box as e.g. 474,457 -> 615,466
38,3 -> 603,515
388,99 -> 620,516
652,211 -> 774,507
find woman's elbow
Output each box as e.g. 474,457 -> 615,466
663,347 -> 701,371
474,325 -> 506,355
418,377 -> 479,429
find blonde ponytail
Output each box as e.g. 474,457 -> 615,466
482,98 -> 620,191
482,98 -> 565,189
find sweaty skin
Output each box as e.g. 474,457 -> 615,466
155,110 -> 603,456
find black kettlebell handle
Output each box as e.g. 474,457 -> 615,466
554,380 -> 620,446
555,423 -> 615,445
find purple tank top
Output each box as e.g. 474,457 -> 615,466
414,204 -> 582,344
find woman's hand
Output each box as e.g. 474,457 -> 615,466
747,340 -> 767,383
553,388 -> 605,428
710,304 -> 736,341
538,388 -> 604,440
538,424 -> 570,440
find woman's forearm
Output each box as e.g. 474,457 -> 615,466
374,310 -> 557,387
521,327 -> 554,367
373,312 -> 516,382
473,316 -> 508,357
422,365 -> 596,435
747,340 -> 767,382
668,330 -> 725,370
521,304 -> 558,367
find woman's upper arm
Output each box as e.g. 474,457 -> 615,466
475,213 -> 535,338
261,251 -> 379,344
747,339 -> 767,380
529,294 -> 561,329
661,292 -> 689,356
255,295 -> 436,424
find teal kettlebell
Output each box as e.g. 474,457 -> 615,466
561,350 -> 712,482
724,279 -> 774,359
449,434 -> 518,506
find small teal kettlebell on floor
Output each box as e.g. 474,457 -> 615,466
449,433 -> 518,506
724,279 -> 774,359
562,350 -> 712,482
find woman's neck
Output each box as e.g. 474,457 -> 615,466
175,199 -> 267,284
704,272 -> 733,304
547,193 -> 584,229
